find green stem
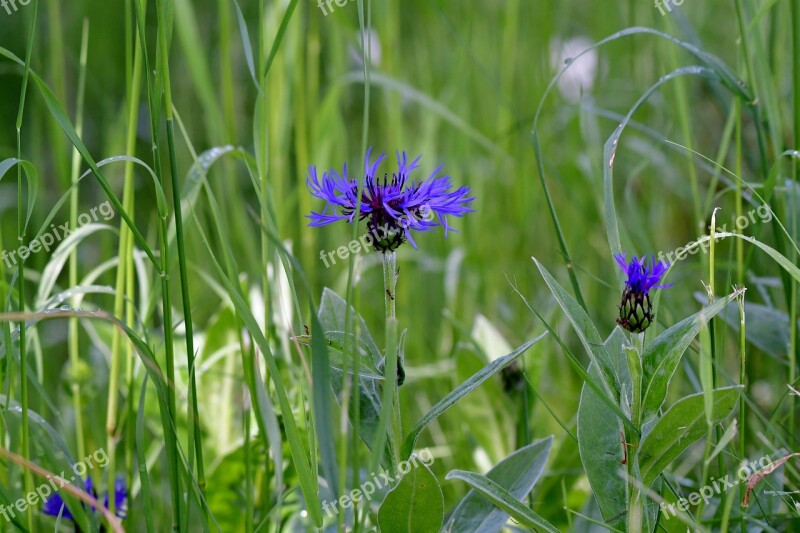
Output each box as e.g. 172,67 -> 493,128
790,0 -> 800,449
68,18 -> 90,464
15,2 -> 37,529
626,332 -> 644,533
737,291 -> 747,533
383,252 -> 402,466
369,251 -> 401,472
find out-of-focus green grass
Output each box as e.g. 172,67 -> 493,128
0,0 -> 798,530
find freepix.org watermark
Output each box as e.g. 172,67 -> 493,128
1,200 -> 115,269
322,448 -> 435,518
0,448 -> 110,522
317,0 -> 355,16
660,453 -> 774,520
656,204 -> 772,266
1,0 -> 31,16
319,204 -> 435,268
655,0 -> 688,16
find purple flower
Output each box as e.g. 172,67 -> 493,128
307,148 -> 474,251
42,476 -> 127,521
614,253 -> 672,333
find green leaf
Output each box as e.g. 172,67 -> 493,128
189,219 -> 324,526
534,258 -> 620,400
444,436 -> 554,533
401,332 -> 547,460
577,328 -> 629,529
445,470 -> 559,533
640,289 -> 743,422
318,288 -> 383,367
637,386 -> 742,487
0,158 -> 38,235
294,331 -> 384,379
316,288 -> 393,463
378,461 -> 443,533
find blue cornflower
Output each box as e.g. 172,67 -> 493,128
42,476 -> 128,521
614,253 -> 672,333
307,148 -> 474,251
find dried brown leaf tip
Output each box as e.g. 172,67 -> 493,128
741,452 -> 800,506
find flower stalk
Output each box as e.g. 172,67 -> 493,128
382,251 -> 402,467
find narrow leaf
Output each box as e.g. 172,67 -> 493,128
534,258 -> 619,400
401,332 -> 547,460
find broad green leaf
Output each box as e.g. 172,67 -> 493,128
641,289 -> 743,422
319,288 -> 383,367
401,332 -> 547,460
445,470 -> 559,533
378,461 -> 443,533
577,328 -> 628,529
637,386 -> 742,487
445,437 -> 554,533
294,331 -> 383,379
330,369 -> 393,466
534,258 -> 620,401
318,288 -> 392,463
715,231 -> 800,286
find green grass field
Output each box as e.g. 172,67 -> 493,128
0,0 -> 798,531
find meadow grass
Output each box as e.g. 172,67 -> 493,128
0,0 -> 798,531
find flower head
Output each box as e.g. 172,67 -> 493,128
614,253 -> 672,333
42,476 -> 128,521
307,149 -> 474,251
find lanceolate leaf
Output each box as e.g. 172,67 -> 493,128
401,332 -> 547,460
577,328 -> 629,529
445,437 -> 554,533
637,386 -> 742,487
445,470 -> 559,533
319,288 -> 393,463
640,289 -> 744,422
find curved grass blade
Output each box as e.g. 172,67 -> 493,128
0,159 -> 37,233
0,47 -> 162,269
532,27 -> 750,307
603,67 -> 720,271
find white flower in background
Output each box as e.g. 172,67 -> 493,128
549,36 -> 598,102
350,28 -> 382,67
